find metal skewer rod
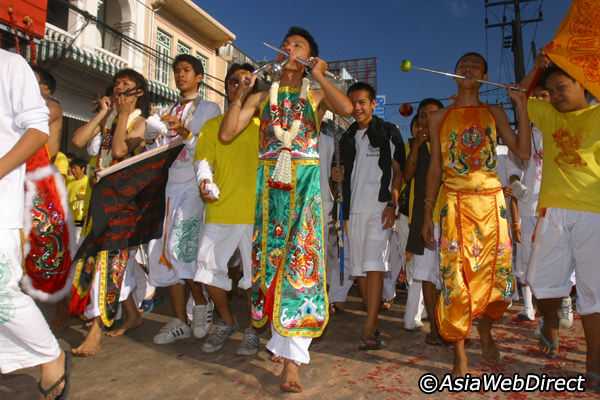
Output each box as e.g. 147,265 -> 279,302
410,65 -> 525,92
251,61 -> 275,75
263,42 -> 340,81
244,59 -> 288,83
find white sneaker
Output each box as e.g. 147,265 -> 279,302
517,307 -> 535,322
153,318 -> 191,344
534,317 -> 543,338
192,300 -> 214,339
558,296 -> 573,329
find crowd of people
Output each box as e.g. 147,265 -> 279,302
1,25 -> 599,399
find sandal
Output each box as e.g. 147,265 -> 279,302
380,298 -> 394,311
359,336 -> 381,350
38,351 -> 71,400
425,333 -> 444,346
539,331 -> 559,358
329,303 -> 345,314
138,293 -> 164,314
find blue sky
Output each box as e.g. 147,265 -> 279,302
195,0 -> 571,135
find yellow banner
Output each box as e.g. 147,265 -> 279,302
543,0 -> 600,100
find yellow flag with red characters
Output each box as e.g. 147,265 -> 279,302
543,0 -> 600,100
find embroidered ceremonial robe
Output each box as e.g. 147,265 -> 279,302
251,86 -> 329,337
437,106 -> 514,341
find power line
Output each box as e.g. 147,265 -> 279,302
54,0 -> 227,97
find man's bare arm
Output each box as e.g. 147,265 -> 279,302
46,100 -> 63,158
0,129 -> 48,180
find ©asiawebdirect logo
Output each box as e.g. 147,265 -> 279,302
418,373 -> 587,394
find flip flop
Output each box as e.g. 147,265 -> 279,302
38,350 -> 71,400
586,372 -> 600,391
138,293 -> 164,315
329,304 -> 345,314
425,333 -> 444,346
539,330 -> 559,358
380,298 -> 394,311
359,336 -> 381,350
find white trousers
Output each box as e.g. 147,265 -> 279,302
514,215 -> 537,283
0,229 -> 60,373
148,180 -> 203,287
194,223 -> 253,291
383,214 -> 409,300
266,325 -> 312,365
527,208 -> 598,315
326,226 -> 354,303
348,211 -> 392,277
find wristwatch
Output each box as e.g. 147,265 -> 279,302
386,202 -> 397,208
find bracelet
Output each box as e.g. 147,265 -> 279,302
230,103 -> 242,108
512,227 -> 521,232
425,202 -> 434,210
182,128 -> 192,141
512,222 -> 520,226
386,202 -> 397,208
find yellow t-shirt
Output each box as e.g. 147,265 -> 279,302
67,176 -> 89,222
53,151 -> 69,177
527,98 -> 600,213
194,114 -> 260,224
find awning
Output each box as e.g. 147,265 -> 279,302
147,80 -> 178,103
36,40 -> 178,104
38,40 -> 121,76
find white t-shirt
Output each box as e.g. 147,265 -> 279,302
507,125 -> 543,217
350,128 -> 395,214
0,50 -> 49,229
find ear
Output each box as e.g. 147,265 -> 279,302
483,73 -> 489,81
196,73 -> 204,85
370,98 -> 377,108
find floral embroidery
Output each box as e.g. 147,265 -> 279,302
497,243 -> 504,257
447,238 -> 460,253
470,227 -> 484,271
496,264 -> 513,301
440,264 -> 455,306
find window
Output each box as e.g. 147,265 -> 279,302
177,42 -> 191,55
196,53 -> 208,99
155,30 -> 171,85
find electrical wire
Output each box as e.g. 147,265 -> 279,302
54,0 -> 229,96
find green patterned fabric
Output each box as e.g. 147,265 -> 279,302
251,87 -> 329,337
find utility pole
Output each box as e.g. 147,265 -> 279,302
485,0 -> 543,83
